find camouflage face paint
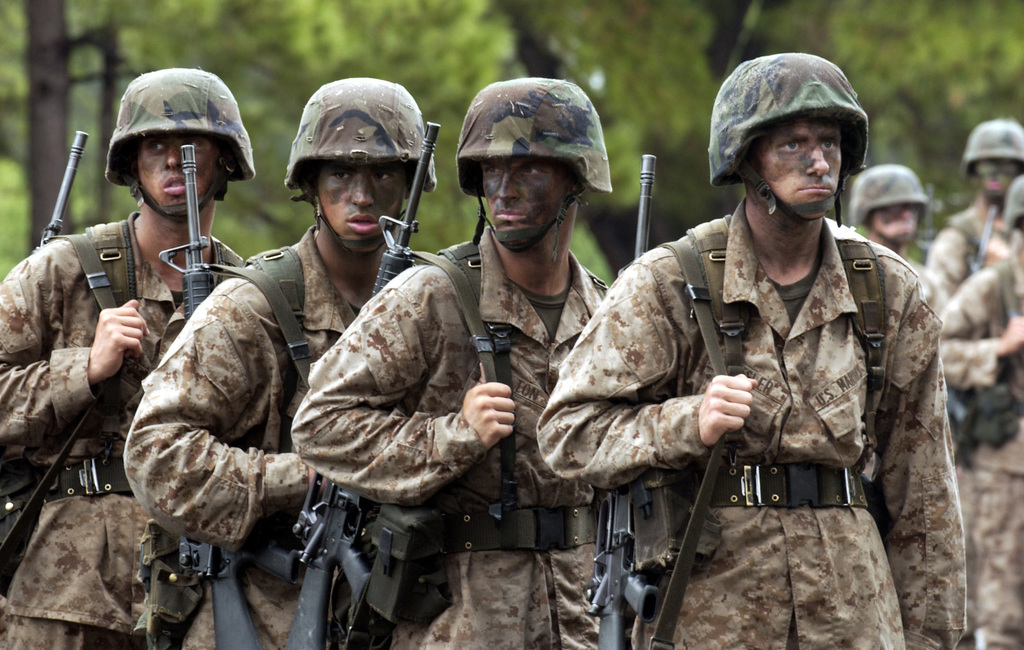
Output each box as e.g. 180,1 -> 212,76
750,119 -> 841,216
132,134 -> 222,216
480,158 -> 576,237
316,161 -> 406,240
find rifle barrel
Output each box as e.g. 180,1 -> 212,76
634,155 -> 656,259
41,131 -> 89,247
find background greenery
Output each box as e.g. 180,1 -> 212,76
4,0 -> 1024,280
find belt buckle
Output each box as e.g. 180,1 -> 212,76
839,467 -> 853,506
79,458 -> 102,496
741,465 -> 763,506
534,508 -> 566,550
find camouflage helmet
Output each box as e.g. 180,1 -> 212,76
709,53 -> 868,187
960,118 -> 1024,177
848,164 -> 928,228
105,68 -> 254,186
285,78 -> 435,195
456,77 -> 612,196
1005,174 -> 1024,226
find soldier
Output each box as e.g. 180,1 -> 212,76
291,77 -> 611,649
0,68 -> 251,648
940,174 -> 1024,650
925,118 -> 1024,313
124,78 -> 434,648
848,163 -> 939,305
539,53 -> 965,647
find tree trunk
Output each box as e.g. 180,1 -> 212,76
27,0 -> 69,253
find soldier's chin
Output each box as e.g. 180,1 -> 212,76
160,203 -> 189,222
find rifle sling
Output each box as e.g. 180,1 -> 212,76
648,229 -> 730,650
415,250 -> 519,549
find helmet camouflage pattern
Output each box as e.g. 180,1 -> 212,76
105,68 -> 254,185
285,78 -> 434,195
848,164 -> 928,228
709,52 -> 868,186
1005,174 -> 1024,225
456,77 -> 612,195
960,118 -> 1024,177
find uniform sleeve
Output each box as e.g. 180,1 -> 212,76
539,252 -> 712,489
939,269 -> 1001,390
923,226 -> 971,315
126,287 -> 307,550
291,271 -> 489,506
878,290 -> 966,648
0,252 -> 96,447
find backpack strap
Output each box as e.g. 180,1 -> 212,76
210,247 -> 308,453
836,239 -> 886,446
414,245 -> 519,549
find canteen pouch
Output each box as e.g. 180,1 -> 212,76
631,467 -> 722,573
365,504 -> 452,624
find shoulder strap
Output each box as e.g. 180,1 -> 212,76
836,238 -> 886,444
413,246 -> 519,547
210,251 -> 308,454
58,220 -> 136,310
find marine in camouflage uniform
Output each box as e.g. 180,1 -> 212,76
927,119 -> 1024,650
124,78 -> 434,648
940,174 -> 1024,650
291,78 -> 611,649
540,53 -> 965,648
925,119 -> 1024,314
848,164 -> 939,305
0,68 -> 252,648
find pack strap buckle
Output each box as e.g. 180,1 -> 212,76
79,458 -> 106,495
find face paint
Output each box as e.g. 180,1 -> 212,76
316,161 -> 407,241
133,134 -> 222,218
973,159 -> 1022,201
480,158 -> 576,241
870,203 -> 921,247
750,118 -> 842,219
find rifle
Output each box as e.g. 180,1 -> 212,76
588,155 -> 660,650
287,121 -> 441,650
178,529 -> 301,649
971,204 -> 998,275
919,183 -> 935,265
39,131 -> 88,248
373,122 -> 441,294
158,144 -> 214,321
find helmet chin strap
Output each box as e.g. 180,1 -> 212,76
313,198 -> 385,253
738,161 -> 845,225
475,187 -> 581,261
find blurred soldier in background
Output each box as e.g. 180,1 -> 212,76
926,118 -> 1024,313
940,173 -> 1024,650
0,68 -> 251,648
848,163 -> 939,305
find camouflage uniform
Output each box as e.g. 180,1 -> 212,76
540,53 -> 965,649
291,78 -> 611,650
940,175 -> 1024,649
125,78 -> 433,647
0,68 -> 251,648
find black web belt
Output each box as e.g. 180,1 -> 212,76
442,504 -> 596,553
53,455 -> 132,499
710,463 -> 867,508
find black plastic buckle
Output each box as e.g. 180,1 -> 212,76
288,340 -> 311,362
486,323 -> 514,355
785,464 -> 820,507
533,508 -> 567,550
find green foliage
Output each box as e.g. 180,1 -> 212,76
6,0 -> 1024,276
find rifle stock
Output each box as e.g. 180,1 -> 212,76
179,534 -> 300,650
287,480 -> 374,649
39,131 -> 88,249
591,155 -> 659,650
